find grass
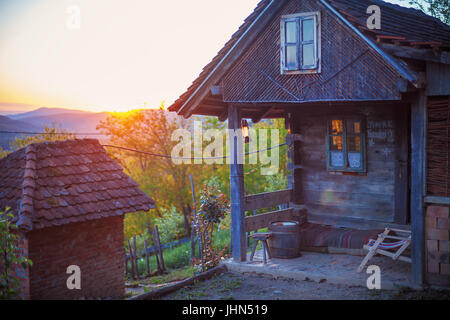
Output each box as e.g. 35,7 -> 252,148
127,226 -> 267,280
146,266 -> 196,285
166,273 -> 243,300
128,228 -> 231,278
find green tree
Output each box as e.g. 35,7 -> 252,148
97,106 -> 195,238
9,125 -> 76,151
0,125 -> 76,160
0,208 -> 33,300
401,0 -> 449,24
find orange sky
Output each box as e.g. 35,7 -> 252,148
0,0 -> 410,114
0,0 -> 260,114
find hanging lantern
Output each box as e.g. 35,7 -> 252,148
241,119 -> 250,144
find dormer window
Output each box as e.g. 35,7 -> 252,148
280,12 -> 321,74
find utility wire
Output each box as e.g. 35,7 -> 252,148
0,130 -> 287,160
102,143 -> 287,160
0,131 -> 108,135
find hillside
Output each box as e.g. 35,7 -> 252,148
18,111 -> 109,133
0,115 -> 41,150
0,108 -> 110,150
8,107 -> 92,120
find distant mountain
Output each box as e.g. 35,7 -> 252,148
8,107 -> 92,120
0,115 -> 41,132
0,108 -> 110,150
18,112 -> 109,133
0,102 -> 39,115
0,115 -> 41,150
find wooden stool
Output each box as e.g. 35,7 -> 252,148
249,232 -> 272,264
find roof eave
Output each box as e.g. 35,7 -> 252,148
177,0 -> 287,118
173,0 -> 424,117
318,0 -> 420,87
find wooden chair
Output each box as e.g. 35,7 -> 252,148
357,228 -> 412,273
249,232 -> 272,264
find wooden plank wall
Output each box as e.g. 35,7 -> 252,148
292,103 -> 409,229
427,62 -> 450,96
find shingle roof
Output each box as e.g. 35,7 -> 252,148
168,0 -> 450,116
0,139 -> 155,231
328,0 -> 450,46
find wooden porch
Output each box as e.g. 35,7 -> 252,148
223,249 -> 413,290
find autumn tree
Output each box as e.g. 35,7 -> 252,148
97,106 -> 195,237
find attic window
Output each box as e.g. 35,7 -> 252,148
280,12 -> 320,74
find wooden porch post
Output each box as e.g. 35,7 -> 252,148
286,113 -> 294,192
410,89 -> 427,286
228,105 -> 247,261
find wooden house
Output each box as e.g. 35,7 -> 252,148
0,139 -> 154,299
169,0 -> 450,287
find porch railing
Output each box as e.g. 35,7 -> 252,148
244,189 -> 304,232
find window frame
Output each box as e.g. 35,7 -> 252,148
326,117 -> 367,173
280,11 -> 321,75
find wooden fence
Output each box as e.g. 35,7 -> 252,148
125,225 -> 189,279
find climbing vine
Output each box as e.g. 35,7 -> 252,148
191,185 -> 230,272
0,208 -> 33,299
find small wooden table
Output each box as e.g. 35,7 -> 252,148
249,232 -> 272,264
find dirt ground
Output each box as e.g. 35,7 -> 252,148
160,271 -> 450,300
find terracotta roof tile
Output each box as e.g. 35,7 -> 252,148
0,139 -> 155,231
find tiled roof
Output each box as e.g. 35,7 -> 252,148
168,0 -> 450,115
0,139 -> 155,231
327,0 -> 450,46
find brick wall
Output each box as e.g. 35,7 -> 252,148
28,216 -> 125,299
425,205 -> 450,287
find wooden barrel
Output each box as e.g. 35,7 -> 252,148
268,221 -> 301,259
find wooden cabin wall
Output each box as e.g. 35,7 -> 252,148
291,103 -> 409,229
221,0 -> 402,104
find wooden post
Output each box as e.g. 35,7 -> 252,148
127,238 -> 135,280
152,228 -> 161,272
154,225 -> 165,271
144,239 -> 150,275
133,234 -> 139,278
228,105 -> 246,261
410,90 -> 426,286
189,174 -> 197,263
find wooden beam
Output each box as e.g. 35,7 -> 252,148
228,105 -> 246,261
251,107 -> 273,123
179,0 -> 288,118
244,189 -> 292,211
380,43 -> 450,65
218,108 -> 228,122
410,89 -> 427,286
424,196 -> 450,205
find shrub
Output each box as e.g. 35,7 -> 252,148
154,206 -> 185,244
0,208 -> 32,299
